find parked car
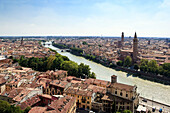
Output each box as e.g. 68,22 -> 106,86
142,99 -> 147,102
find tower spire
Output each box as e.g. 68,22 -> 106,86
133,32 -> 138,63
134,32 -> 137,39
121,32 -> 124,48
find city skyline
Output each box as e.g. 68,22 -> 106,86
0,0 -> 170,37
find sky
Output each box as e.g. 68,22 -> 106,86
0,0 -> 170,37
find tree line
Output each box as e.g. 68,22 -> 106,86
116,56 -> 170,77
0,100 -> 30,113
10,52 -> 96,79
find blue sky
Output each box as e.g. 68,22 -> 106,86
0,0 -> 170,37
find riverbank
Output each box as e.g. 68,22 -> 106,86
53,44 -> 170,85
46,45 -> 170,106
115,66 -> 170,85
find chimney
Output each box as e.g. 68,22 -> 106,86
111,75 -> 117,83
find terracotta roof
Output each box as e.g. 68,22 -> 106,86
110,83 -> 134,92
87,84 -> 106,94
48,95 -> 76,113
65,87 -> 93,97
50,80 -> 68,89
39,94 -> 52,100
19,95 -> 41,110
28,107 -> 47,113
2,87 -> 24,98
0,77 -> 7,85
84,78 -> 110,87
13,89 -> 31,102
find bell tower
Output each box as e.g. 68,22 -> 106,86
133,32 -> 138,62
121,32 -> 124,48
121,32 -> 124,44
21,37 -> 24,46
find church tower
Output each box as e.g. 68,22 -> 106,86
21,37 -> 24,46
133,32 -> 138,62
121,32 -> 124,44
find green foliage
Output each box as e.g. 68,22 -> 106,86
117,60 -> 123,66
134,64 -> 139,70
70,47 -> 83,55
24,106 -> 31,113
0,100 -> 10,113
9,56 -> 13,59
49,48 -> 57,53
53,43 -> 68,49
78,63 -> 90,77
123,110 -> 132,113
139,59 -> 170,77
82,41 -> 87,45
61,61 -> 79,77
89,72 -> 96,79
12,59 -> 19,64
0,100 -> 23,113
123,56 -> 132,67
162,63 -> 170,71
15,51 -> 95,78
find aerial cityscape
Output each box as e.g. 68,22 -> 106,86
0,0 -> 170,113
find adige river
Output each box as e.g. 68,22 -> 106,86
46,45 -> 170,106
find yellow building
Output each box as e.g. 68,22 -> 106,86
64,87 -> 94,110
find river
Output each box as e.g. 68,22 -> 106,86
45,45 -> 170,106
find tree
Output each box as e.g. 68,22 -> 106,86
24,106 -> 31,113
61,61 -> 79,76
134,64 -> 139,70
117,60 -> 123,66
0,100 -> 23,113
46,55 -> 56,70
0,100 -> 10,113
89,72 -> 96,79
78,63 -> 91,78
162,63 -> 170,71
9,56 -> 13,59
124,56 -> 132,67
82,41 -> 87,45
148,60 -> 158,68
61,56 -> 69,61
123,110 -> 132,113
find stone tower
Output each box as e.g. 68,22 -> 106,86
133,32 -> 138,62
21,37 -> 24,46
121,32 -> 124,44
111,75 -> 117,83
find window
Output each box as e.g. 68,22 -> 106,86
87,101 -> 89,104
126,94 -> 128,97
115,91 -> 117,94
120,92 -> 122,96
127,106 -> 129,110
